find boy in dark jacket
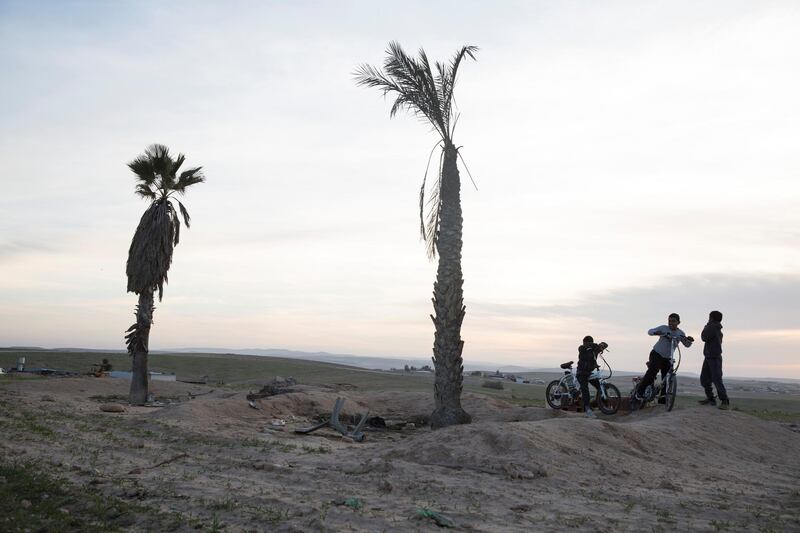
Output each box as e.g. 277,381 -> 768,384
699,310 -> 729,409
576,336 -> 608,419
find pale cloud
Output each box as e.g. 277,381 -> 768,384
0,1 -> 798,377
0,241 -> 58,260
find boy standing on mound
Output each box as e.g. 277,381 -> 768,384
699,310 -> 730,409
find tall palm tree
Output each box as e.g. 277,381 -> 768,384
355,42 -> 478,429
125,144 -> 204,405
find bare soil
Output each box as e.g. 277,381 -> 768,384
1,375 -> 799,532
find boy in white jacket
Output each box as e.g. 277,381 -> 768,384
634,313 -> 694,402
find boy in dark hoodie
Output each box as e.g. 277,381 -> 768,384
699,310 -> 729,409
576,336 -> 608,419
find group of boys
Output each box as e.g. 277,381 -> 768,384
577,310 -> 729,419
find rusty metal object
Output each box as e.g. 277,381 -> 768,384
294,397 -> 369,442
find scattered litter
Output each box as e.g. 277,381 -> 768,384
247,376 -> 298,400
333,497 -> 363,510
128,453 -> 188,475
248,400 -> 261,410
416,507 -> 455,528
187,389 -> 214,399
4,367 -> 78,377
364,416 -> 386,430
269,419 -> 286,427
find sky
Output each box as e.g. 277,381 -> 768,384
1,0 -> 799,378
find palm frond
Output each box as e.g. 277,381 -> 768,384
423,150 -> 446,260
355,41 -> 450,139
176,199 -> 191,228
171,203 -> 181,247
126,200 -> 175,300
144,144 -> 173,190
457,149 -> 479,191
442,45 -> 478,137
172,153 -> 186,175
174,167 -> 205,194
134,183 -> 156,199
127,156 -> 156,185
419,141 -> 442,241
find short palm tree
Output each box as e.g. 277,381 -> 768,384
355,42 -> 478,428
125,144 -> 204,405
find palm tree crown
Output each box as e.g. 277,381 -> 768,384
354,41 -> 477,258
126,144 -> 204,300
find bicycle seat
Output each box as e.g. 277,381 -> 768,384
560,361 -> 574,369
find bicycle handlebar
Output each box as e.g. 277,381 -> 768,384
659,333 -> 694,343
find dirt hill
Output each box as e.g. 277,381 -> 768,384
1,376 -> 798,531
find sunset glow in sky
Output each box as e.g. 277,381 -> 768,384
1,1 -> 799,377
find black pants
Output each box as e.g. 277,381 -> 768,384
700,357 -> 728,401
636,350 -> 671,397
576,373 -> 600,410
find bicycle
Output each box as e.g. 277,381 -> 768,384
545,348 -> 621,415
629,333 -> 685,412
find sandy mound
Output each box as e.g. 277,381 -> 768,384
3,376 -> 799,532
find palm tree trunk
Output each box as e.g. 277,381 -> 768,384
430,143 -> 471,429
128,289 -> 154,405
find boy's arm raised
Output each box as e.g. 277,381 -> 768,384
647,326 -> 665,336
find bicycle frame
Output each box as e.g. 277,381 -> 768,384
546,347 -> 622,414
560,352 -> 614,402
632,334 -> 684,407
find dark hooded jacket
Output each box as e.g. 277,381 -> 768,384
577,343 -> 602,374
701,321 -> 723,358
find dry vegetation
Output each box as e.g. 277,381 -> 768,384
1,351 -> 799,532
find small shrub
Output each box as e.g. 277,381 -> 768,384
482,380 -> 503,390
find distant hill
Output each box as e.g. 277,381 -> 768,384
2,345 -> 799,383
167,347 -> 535,374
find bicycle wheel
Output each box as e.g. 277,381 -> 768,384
665,374 -> 677,411
545,380 -> 569,409
597,383 -> 621,415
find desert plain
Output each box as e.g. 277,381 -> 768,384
1,350 -> 799,532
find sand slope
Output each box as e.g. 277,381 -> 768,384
1,376 -> 798,532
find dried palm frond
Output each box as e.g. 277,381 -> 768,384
125,144 -> 204,300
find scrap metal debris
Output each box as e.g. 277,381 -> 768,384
295,397 -> 369,442
246,376 -> 297,401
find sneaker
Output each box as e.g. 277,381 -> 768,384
718,400 -> 730,410
699,398 -> 717,406
585,408 -> 597,419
